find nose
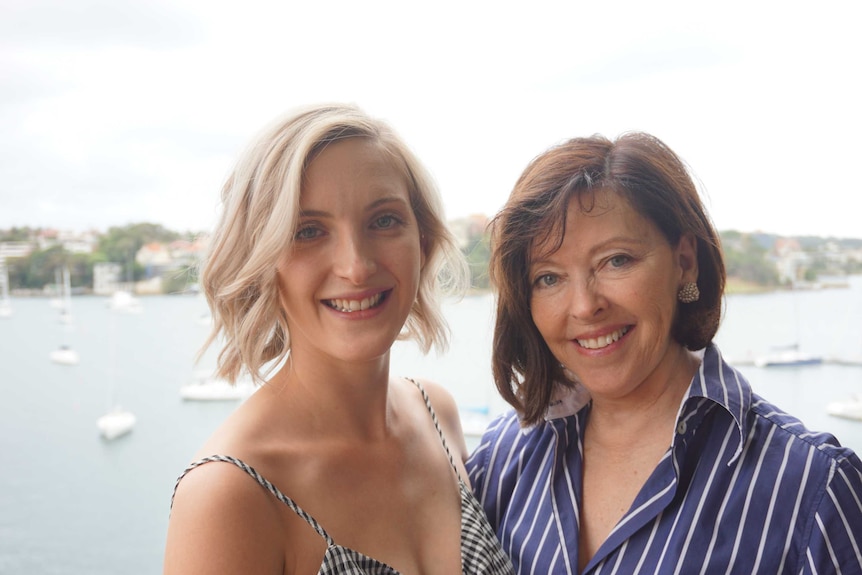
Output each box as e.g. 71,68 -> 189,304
567,278 -> 606,320
334,232 -> 377,284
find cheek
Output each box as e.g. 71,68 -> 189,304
274,262 -> 306,312
643,295 -> 677,341
530,295 -> 559,337
399,240 -> 424,281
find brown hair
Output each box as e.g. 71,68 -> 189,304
489,132 -> 725,425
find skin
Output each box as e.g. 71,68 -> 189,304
528,190 -> 701,571
164,138 -> 468,575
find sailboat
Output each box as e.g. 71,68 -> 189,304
97,307 -> 135,440
49,345 -> 80,365
753,343 -> 823,367
57,266 -> 74,325
97,406 -> 136,440
180,369 -> 256,401
753,289 -> 823,368
48,267 -> 64,310
826,394 -> 862,421
0,259 -> 12,319
107,289 -> 143,314
50,266 -> 79,365
107,260 -> 143,314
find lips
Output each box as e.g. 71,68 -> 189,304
576,326 -> 630,350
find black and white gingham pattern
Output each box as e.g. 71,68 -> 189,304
169,378 -> 514,574
319,547 -> 401,574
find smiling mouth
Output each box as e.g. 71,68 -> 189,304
576,326 -> 630,350
325,291 -> 387,313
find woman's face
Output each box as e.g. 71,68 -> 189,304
276,138 -> 423,366
528,190 -> 697,402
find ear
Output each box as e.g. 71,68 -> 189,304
675,232 -> 698,284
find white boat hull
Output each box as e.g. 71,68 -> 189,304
180,377 -> 255,401
97,408 -> 136,440
50,348 -> 80,365
108,291 -> 143,314
754,351 -> 823,368
827,398 -> 862,421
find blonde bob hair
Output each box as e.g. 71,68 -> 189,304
199,103 -> 469,383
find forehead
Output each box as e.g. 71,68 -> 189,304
298,138 -> 413,215
305,138 -> 406,185
529,189 -> 655,258
300,139 -> 411,213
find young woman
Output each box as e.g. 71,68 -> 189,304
164,104 -> 513,575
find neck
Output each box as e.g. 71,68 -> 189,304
587,347 -> 698,450
266,351 -> 396,441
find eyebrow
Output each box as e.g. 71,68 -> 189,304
530,235 -> 649,266
298,195 -> 410,219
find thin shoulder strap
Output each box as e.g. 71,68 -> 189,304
171,454 -> 335,546
406,378 -> 464,484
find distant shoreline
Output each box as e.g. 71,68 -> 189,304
8,276 -> 856,299
724,277 -> 852,295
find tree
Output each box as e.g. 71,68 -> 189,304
5,246 -> 100,291
97,223 -> 181,281
0,227 -> 36,242
464,234 -> 492,290
721,231 -> 780,287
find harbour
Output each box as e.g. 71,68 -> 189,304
1,277 -> 861,574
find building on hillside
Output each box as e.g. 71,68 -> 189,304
771,238 -> 811,285
93,262 -> 123,295
0,241 -> 33,260
34,228 -> 98,254
133,236 -> 208,293
136,242 -> 173,278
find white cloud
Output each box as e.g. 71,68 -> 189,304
1,0 -> 860,238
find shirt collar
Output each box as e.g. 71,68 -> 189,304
544,381 -> 592,421
543,343 -> 753,463
681,343 -> 752,463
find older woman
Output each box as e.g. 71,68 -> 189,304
467,132 -> 862,574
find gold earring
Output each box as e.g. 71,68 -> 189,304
678,282 -> 700,304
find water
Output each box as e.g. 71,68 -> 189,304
1,278 -> 861,574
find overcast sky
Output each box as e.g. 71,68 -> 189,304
2,0 -> 859,238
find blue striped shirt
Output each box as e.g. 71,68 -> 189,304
467,344 -> 862,574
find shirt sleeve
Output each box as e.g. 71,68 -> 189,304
801,453 -> 862,574
466,410 -> 521,532
466,434 -> 489,498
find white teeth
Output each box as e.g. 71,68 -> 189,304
576,327 -> 629,350
328,293 -> 383,313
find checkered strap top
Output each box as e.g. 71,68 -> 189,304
172,378 -> 514,575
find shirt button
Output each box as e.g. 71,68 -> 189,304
676,421 -> 687,435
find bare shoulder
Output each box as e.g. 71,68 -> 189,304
164,459 -> 285,574
408,378 -> 468,463
415,379 -> 459,420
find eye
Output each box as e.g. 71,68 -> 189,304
372,214 -> 403,230
608,254 -> 631,268
294,224 -> 323,241
533,273 -> 559,288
